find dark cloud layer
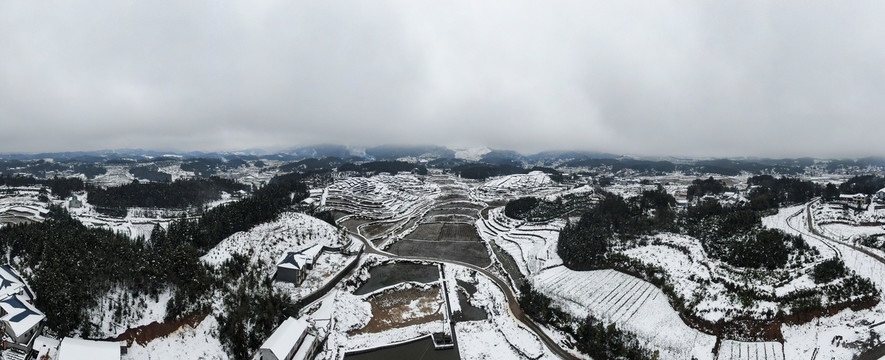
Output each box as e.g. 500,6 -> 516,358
2,1 -> 883,157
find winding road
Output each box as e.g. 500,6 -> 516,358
785,199 -> 885,360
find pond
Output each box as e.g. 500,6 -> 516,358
453,290 -> 488,322
343,336 -> 459,360
354,262 -> 439,295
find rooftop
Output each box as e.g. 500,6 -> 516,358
260,317 -> 309,360
0,294 -> 44,338
57,338 -> 120,360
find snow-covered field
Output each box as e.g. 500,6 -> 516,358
476,207 -> 563,278
813,200 -> 885,226
478,204 -> 720,358
0,187 -> 48,227
716,340 -> 784,360
323,175 -> 439,220
473,172 -> 562,201
202,212 -> 344,274
765,203 -> 885,359
534,266 -> 718,360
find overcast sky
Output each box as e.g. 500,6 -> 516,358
1,1 -> 884,157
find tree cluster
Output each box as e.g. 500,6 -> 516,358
812,258 -> 848,284
839,175 -> 885,195
558,189 -> 676,270
0,174 -> 84,199
747,175 -> 823,211
687,177 -> 728,201
128,166 -> 172,182
338,160 -> 427,175
216,255 -> 297,359
87,177 -> 248,216
451,163 -> 524,180
0,207 -> 210,336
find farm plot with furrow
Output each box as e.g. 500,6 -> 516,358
533,266 -> 718,360
717,340 -> 785,360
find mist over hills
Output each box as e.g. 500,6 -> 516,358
2,144 -> 885,180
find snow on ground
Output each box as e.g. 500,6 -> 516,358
201,212 -> 343,275
123,315 -> 227,360
765,204 -> 885,359
454,147 -> 492,162
813,200 -> 885,225
533,266 -> 718,360
0,188 -> 48,226
476,207 -> 563,278
322,285 -> 444,358
820,223 -> 885,241
473,172 -> 561,201
84,287 -> 173,338
762,204 -> 839,259
620,234 -> 792,322
323,175 -> 440,219
447,264 -> 558,360
717,340 -> 784,360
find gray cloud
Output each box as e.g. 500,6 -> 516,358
1,1 -> 884,157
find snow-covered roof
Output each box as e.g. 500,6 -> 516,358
277,244 -> 324,270
260,317 -> 309,360
0,265 -> 26,299
291,333 -> 317,360
57,338 -> 120,360
0,294 -> 44,338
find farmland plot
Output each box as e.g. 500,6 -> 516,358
533,266 -> 718,360
717,340 -> 784,360
387,175 -> 492,267
476,207 -> 563,277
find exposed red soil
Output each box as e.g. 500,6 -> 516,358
109,313 -> 207,347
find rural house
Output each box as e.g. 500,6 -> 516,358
275,245 -> 324,286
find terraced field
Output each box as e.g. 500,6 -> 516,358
386,176 -> 492,267
534,266 -> 718,359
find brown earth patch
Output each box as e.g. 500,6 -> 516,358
350,286 -> 444,335
110,313 -> 207,346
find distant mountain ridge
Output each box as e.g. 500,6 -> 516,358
1,145 -> 882,178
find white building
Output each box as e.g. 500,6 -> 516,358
258,317 -> 320,360
0,265 -> 43,346
0,294 -> 44,344
275,245 -> 324,286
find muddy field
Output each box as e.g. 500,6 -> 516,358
361,218 -> 408,239
424,208 -> 479,218
387,240 -> 491,267
350,286 -> 444,334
